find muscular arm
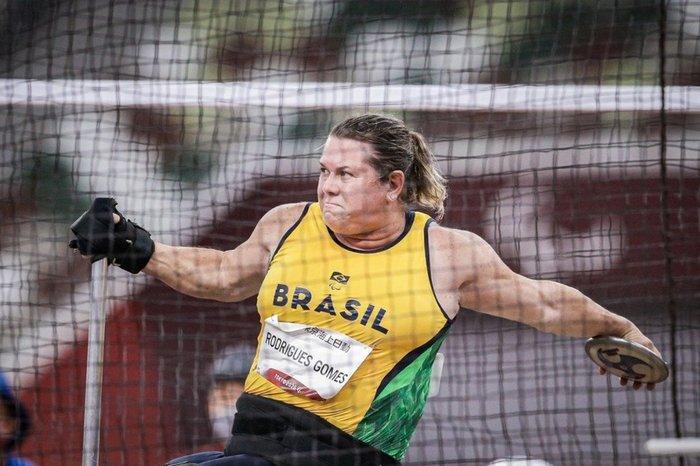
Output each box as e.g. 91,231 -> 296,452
142,203 -> 307,302
437,228 -> 657,352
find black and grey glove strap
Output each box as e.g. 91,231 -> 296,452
69,197 -> 155,274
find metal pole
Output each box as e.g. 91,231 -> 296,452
82,259 -> 109,466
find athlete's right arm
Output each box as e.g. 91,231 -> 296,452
142,203 -> 307,302
69,199 -> 308,302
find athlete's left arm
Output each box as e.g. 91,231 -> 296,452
447,228 -> 659,356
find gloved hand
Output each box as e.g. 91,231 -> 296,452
69,197 -> 154,274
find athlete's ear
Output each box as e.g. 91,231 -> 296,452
385,170 -> 405,202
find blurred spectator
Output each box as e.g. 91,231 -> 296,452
207,344 -> 256,445
0,373 -> 34,466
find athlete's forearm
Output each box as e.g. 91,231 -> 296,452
143,242 -> 232,301
536,280 -> 635,338
540,280 -> 660,355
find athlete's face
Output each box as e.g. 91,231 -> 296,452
318,137 -> 393,234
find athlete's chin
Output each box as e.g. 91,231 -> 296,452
322,210 -> 343,228
322,209 -> 352,233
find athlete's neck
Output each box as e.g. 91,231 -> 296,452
331,209 -> 407,251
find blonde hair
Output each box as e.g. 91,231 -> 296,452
330,114 -> 447,220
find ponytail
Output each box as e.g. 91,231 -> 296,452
406,131 -> 447,221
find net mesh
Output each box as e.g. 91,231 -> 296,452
0,0 -> 698,465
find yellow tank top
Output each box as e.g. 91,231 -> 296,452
244,203 -> 452,460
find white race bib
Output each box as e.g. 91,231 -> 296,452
257,315 -> 373,400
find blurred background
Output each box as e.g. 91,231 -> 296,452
0,0 -> 698,464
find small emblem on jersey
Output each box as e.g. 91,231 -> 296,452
329,271 -> 350,290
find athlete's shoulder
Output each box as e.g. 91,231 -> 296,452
426,224 -> 498,278
259,202 -> 310,226
253,202 -> 311,252
426,222 -> 485,251
427,223 -> 508,287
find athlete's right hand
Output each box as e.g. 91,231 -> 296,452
68,198 -> 155,274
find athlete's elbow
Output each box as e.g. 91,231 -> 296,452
211,288 -> 247,303
210,294 -> 239,303
211,279 -> 256,303
203,281 -> 241,302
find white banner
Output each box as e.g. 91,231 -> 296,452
257,315 -> 372,400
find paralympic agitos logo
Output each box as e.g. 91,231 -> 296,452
329,271 -> 350,290
271,283 -> 389,335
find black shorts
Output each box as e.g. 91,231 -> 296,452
224,393 -> 400,466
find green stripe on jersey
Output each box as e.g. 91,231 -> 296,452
353,332 -> 449,460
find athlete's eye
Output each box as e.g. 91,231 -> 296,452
319,167 -> 329,175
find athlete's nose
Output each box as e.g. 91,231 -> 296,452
321,173 -> 340,196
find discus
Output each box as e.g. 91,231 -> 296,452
585,336 -> 669,384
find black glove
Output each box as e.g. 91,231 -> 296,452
68,198 -> 155,274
